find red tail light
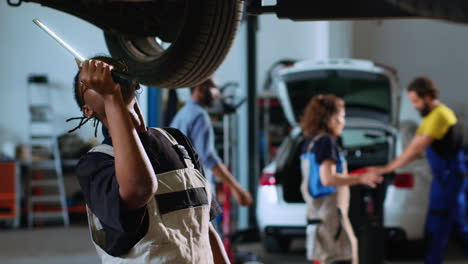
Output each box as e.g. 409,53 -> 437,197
364,195 -> 375,216
393,173 -> 414,188
260,172 -> 276,186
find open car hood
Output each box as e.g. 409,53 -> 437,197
274,59 -> 401,127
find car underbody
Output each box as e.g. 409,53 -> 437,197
6,0 -> 467,87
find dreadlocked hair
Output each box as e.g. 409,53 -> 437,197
66,116 -> 101,137
69,55 -> 128,136
73,56 -> 128,110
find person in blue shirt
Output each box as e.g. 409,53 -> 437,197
170,77 -> 252,207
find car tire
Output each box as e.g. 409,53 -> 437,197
262,235 -> 291,253
385,0 -> 468,23
385,240 -> 425,260
104,0 -> 243,88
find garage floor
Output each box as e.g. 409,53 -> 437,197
236,239 -> 468,264
1,226 -> 467,264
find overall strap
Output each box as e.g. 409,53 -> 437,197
88,144 -> 114,157
153,127 -> 178,146
306,136 -> 322,154
153,128 -> 195,169
88,129 -> 195,170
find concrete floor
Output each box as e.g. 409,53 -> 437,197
1,226 -> 467,264
1,226 -> 98,264
236,239 -> 468,264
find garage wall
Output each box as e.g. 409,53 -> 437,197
217,18 -> 354,92
330,21 -> 354,58
256,15 -> 330,91
256,17 -> 354,91
0,3 -> 113,152
353,19 -> 468,140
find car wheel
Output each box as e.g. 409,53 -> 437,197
262,235 -> 291,253
385,0 -> 468,23
104,0 -> 243,88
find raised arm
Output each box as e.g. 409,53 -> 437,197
369,134 -> 433,175
80,60 -> 157,209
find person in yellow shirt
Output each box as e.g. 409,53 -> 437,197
370,77 -> 466,264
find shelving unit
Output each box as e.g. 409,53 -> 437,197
0,162 -> 20,228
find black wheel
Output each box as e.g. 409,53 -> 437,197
385,0 -> 468,23
385,239 -> 425,260
104,0 -> 243,89
262,235 -> 291,253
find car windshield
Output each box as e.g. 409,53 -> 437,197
341,129 -> 388,149
283,69 -> 391,122
339,128 -> 391,168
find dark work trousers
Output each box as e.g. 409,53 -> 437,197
424,147 -> 465,264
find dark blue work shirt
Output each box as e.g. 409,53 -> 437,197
302,135 -> 343,168
75,127 -> 222,257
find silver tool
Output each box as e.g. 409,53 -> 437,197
33,19 -> 136,86
33,19 -> 86,63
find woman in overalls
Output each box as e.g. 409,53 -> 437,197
299,95 -> 383,264
71,57 -> 229,263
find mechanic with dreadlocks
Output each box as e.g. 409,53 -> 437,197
70,56 -> 229,263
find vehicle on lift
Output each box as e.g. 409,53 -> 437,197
7,0 -> 243,89
6,0 -> 467,88
255,58 -> 431,262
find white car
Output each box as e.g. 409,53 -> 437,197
255,58 -> 431,260
383,120 -> 431,258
